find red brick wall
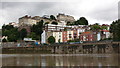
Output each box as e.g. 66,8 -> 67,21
80,34 -> 94,41
73,29 -> 78,39
62,31 -> 67,42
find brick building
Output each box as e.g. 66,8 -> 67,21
62,31 -> 67,42
80,31 -> 94,41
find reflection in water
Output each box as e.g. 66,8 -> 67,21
41,56 -> 46,66
2,54 -> 119,66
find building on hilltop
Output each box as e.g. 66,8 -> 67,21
57,13 -> 75,25
57,13 -> 75,22
9,22 -> 19,27
18,15 -> 37,26
18,25 -> 31,33
18,14 -> 75,27
32,16 -> 52,23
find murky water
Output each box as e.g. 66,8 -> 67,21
1,54 -> 120,67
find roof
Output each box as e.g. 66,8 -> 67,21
81,31 -> 93,35
101,30 -> 109,32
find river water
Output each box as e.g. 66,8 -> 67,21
1,54 -> 120,67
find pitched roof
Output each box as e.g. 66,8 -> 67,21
101,30 -> 109,32
81,31 -> 93,35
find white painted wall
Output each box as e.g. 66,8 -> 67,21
41,30 -> 46,43
97,33 -> 101,41
53,32 -> 63,43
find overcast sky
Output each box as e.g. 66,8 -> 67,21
0,0 -> 119,28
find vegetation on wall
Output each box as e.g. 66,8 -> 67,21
110,19 -> 120,41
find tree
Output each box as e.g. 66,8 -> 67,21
66,21 -> 73,26
2,24 -> 19,42
48,36 -> 55,44
72,17 -> 88,25
31,20 -> 44,41
79,17 -> 88,25
101,26 -> 107,30
58,39 -> 61,43
27,32 -> 39,40
44,22 -> 49,25
50,15 -> 56,20
8,34 -> 18,42
51,21 -> 58,25
19,28 -> 27,40
67,39 -> 80,43
2,25 -> 14,31
90,23 -> 101,31
2,38 -> 7,42
110,19 -> 120,41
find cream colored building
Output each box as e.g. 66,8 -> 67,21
57,13 -> 75,23
53,31 -> 63,43
41,31 -> 63,43
9,22 -> 19,27
67,30 -> 73,40
32,16 -> 52,23
19,15 -> 37,26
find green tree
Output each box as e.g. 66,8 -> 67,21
110,19 -> 120,41
44,22 -> 49,25
2,38 -> 7,42
66,21 -> 70,25
31,20 -> 44,41
90,23 -> 101,31
2,24 -> 19,42
2,30 -> 11,36
27,32 -> 39,40
48,36 -> 55,44
58,39 -> 61,43
19,28 -> 27,40
101,26 -> 107,30
51,21 -> 58,25
8,34 -> 18,42
74,17 -> 88,25
2,25 -> 14,31
50,15 -> 56,20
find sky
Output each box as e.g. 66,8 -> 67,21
0,0 -> 119,28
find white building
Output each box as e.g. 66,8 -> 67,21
9,22 -> 19,27
67,30 -> 73,40
41,24 -> 89,43
41,31 -> 46,43
53,31 -> 63,43
101,30 -> 110,38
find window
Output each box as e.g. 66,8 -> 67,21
91,35 -> 92,37
69,36 -> 72,38
74,33 -> 77,35
74,36 -> 77,38
91,39 -> 92,41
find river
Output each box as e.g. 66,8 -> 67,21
1,54 -> 120,67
